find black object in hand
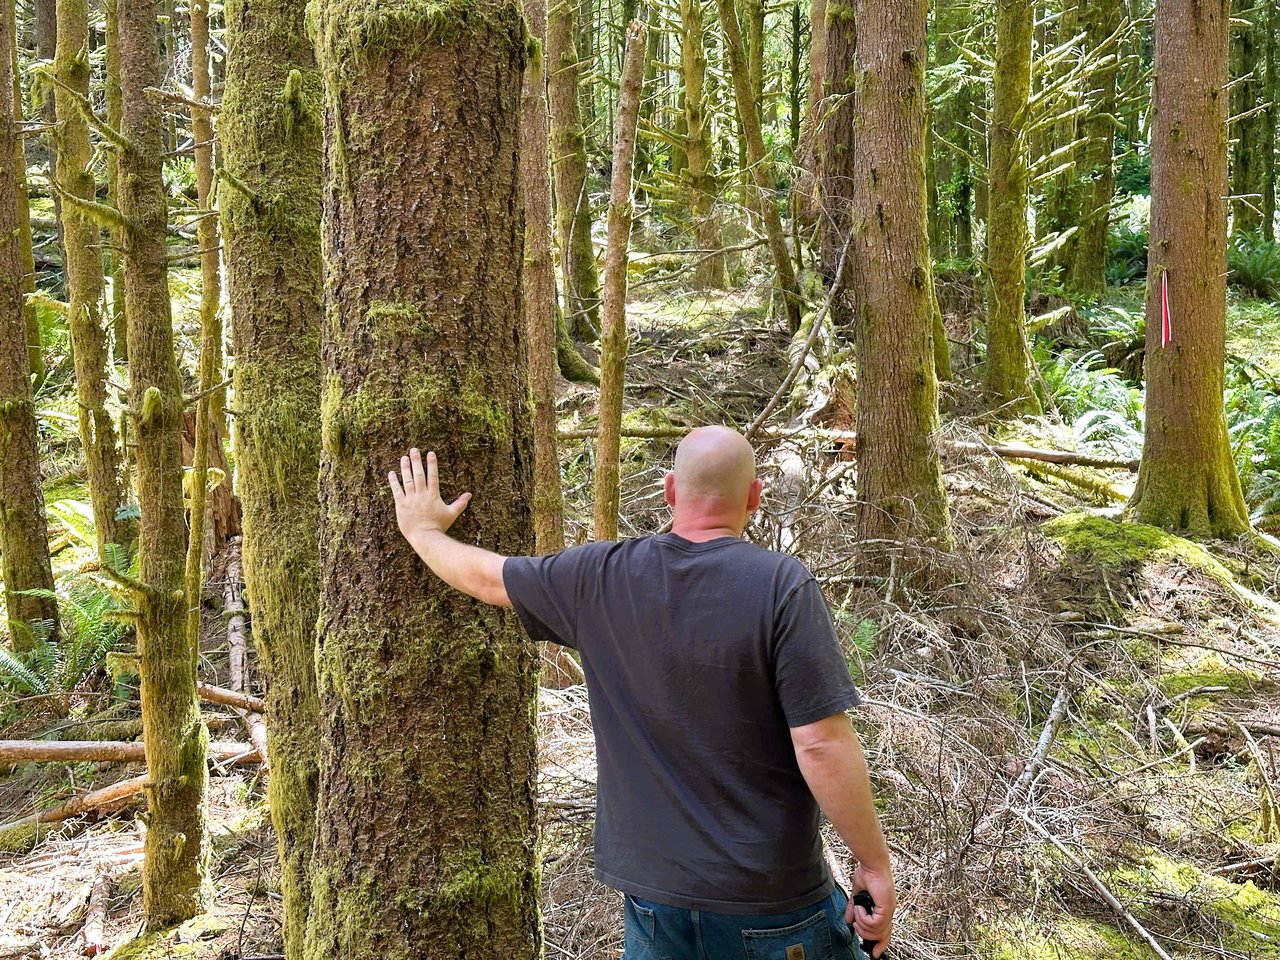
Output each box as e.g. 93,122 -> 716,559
850,890 -> 880,957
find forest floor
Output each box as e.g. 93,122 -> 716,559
3,267 -> 1280,959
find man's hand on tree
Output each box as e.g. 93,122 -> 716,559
846,861 -> 895,957
388,448 -> 472,542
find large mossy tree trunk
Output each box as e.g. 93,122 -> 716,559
680,0 -> 726,288
0,0 -> 57,652
1068,0 -> 1121,297
53,0 -> 134,556
220,14 -> 316,959
549,0 -> 602,339
1127,0 -> 1250,538
713,0 -> 803,332
118,0 -> 212,928
306,1 -> 541,955
851,0 -> 952,568
984,0 -> 1039,416
220,0 -> 322,953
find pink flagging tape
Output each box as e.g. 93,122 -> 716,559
1161,270 -> 1172,347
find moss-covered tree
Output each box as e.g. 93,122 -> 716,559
0,0 -> 57,651
818,0 -> 854,324
52,0 -> 134,555
1230,0 -> 1269,235
680,0 -> 726,288
190,0 -> 224,436
104,0 -> 128,362
851,0 -> 952,565
1069,0 -> 1122,296
306,0 -> 541,954
118,0 -> 212,926
985,0 -> 1039,415
219,0 -> 322,954
550,0 -> 602,338
1127,0 -> 1251,538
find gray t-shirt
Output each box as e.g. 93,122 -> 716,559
503,532 -> 860,914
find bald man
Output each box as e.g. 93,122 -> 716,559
389,428 -> 895,959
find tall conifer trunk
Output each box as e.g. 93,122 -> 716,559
985,0 -> 1039,415
0,0 -> 57,651
680,0 -> 726,288
818,0 -> 855,325
1127,0 -> 1250,538
53,0 -> 133,555
851,0 -> 952,566
118,0 -> 212,927
220,0 -> 322,954
307,1 -> 541,954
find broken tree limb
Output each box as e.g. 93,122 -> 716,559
948,440 -> 1138,471
197,680 -> 265,715
0,739 -> 258,764
224,551 -> 269,769
80,872 -> 111,957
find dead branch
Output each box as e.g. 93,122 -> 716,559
0,739 -> 258,764
224,550 -> 270,768
79,872 -> 110,957
197,680 -> 265,715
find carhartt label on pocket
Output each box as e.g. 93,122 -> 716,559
785,946 -> 805,960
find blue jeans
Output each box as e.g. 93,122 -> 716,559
622,886 -> 866,960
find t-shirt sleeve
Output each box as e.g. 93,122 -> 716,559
503,547 -> 595,649
772,577 -> 862,727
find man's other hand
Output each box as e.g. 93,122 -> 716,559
389,449 -> 472,541
846,861 -> 895,957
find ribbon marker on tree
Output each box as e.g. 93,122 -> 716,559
1161,269 -> 1172,347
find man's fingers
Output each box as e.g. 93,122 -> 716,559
449,492 -> 472,518
411,448 -> 428,493
425,450 -> 440,499
401,455 -> 414,494
388,471 -> 405,502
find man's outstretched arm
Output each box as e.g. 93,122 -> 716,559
388,448 -> 512,607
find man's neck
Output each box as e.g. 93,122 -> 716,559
670,518 -> 742,543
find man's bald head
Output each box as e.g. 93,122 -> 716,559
672,426 -> 757,501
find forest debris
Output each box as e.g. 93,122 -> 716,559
196,681 -> 265,715
0,740 -> 258,764
78,872 -> 110,956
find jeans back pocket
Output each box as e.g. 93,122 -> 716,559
741,909 -> 834,960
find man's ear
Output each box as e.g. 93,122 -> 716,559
746,477 -> 763,512
664,471 -> 677,508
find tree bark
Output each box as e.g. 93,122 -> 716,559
307,1 -> 541,954
1069,0 -> 1122,296
53,0 -> 134,556
594,21 -> 648,543
118,0 -> 212,927
220,0 -> 323,952
104,0 -> 128,363
10,26 -> 41,385
1230,0 -> 1266,234
549,0 -> 602,339
819,0 -> 855,326
713,0 -> 803,332
680,0 -> 726,288
985,0 -> 1040,415
1127,0 -> 1251,538
851,0 -> 953,566
0,0 -> 58,652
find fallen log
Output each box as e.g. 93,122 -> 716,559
197,680 -> 265,715
0,739 -> 258,764
0,775 -> 146,837
79,873 -> 110,957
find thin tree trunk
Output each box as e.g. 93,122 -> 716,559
0,0 -> 57,652
1127,0 -> 1250,538
220,0 -> 323,953
681,0 -> 726,288
307,0 -> 541,953
190,0 -> 224,437
550,0 -> 602,339
10,28 -> 41,386
851,0 -> 953,568
1263,0 -> 1277,239
53,0 -> 133,555
104,0 -> 127,363
1230,0 -> 1266,234
713,0 -> 804,331
594,21 -> 648,543
118,0 -> 212,927
819,0 -> 855,326
985,0 -> 1040,415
